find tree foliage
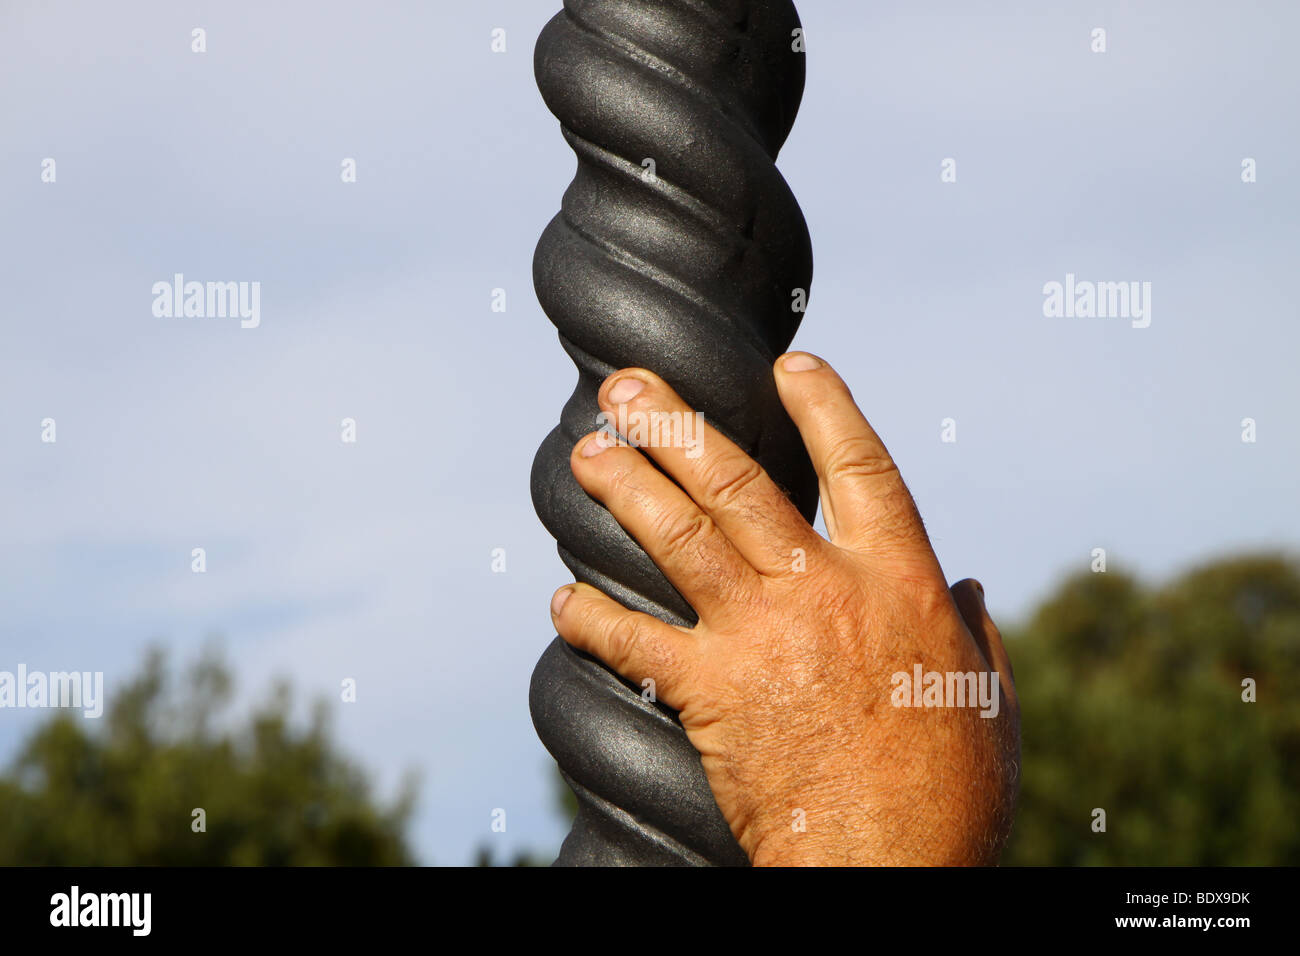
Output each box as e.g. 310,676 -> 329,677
1002,553 -> 1300,865
3,552 -> 1294,866
0,648 -> 415,865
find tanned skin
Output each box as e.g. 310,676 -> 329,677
549,353 -> 1020,866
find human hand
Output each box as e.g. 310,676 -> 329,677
549,353 -> 1019,866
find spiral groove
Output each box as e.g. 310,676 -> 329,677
529,0 -> 816,866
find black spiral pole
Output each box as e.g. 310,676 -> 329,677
529,0 -> 817,866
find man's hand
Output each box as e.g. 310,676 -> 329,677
548,353 -> 1020,866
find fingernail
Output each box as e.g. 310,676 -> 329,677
580,433 -> 611,457
607,377 -> 645,404
974,580 -> 986,598
782,353 -> 822,372
551,587 -> 573,617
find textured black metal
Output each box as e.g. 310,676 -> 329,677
529,0 -> 816,866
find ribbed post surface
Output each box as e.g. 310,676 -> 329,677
529,0 -> 816,866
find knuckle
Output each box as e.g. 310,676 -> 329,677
600,614 -> 643,672
656,509 -> 716,554
822,434 -> 897,485
700,456 -> 765,511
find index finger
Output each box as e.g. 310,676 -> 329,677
597,369 -> 822,577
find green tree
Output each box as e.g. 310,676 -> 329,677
1002,553 -> 1300,865
0,648 -> 416,865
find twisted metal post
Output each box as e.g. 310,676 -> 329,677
529,0 -> 816,866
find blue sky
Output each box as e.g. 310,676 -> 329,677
1,0 -> 1297,864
